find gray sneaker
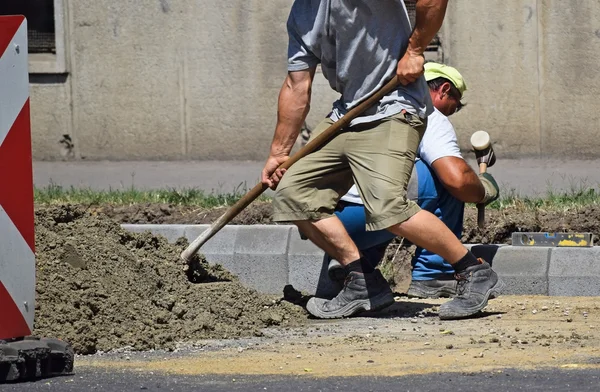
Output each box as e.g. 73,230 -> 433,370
407,276 -> 458,299
306,270 -> 395,319
438,261 -> 505,320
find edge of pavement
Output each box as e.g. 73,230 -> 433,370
121,224 -> 600,297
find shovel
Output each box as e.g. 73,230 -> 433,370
181,77 -> 400,262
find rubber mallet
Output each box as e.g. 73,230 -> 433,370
470,130 -> 495,228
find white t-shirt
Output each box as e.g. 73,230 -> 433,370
341,108 -> 462,204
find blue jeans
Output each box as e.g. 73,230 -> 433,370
333,160 -> 464,280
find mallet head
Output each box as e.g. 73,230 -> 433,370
470,130 -> 495,168
470,130 -> 491,151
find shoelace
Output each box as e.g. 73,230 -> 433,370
341,273 -> 356,289
454,259 -> 484,296
343,275 -> 352,287
454,272 -> 470,296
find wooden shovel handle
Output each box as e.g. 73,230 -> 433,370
181,77 -> 401,262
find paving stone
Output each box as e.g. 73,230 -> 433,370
549,247 -> 600,296
184,224 -> 237,257
287,228 -> 327,294
469,244 -> 550,295
230,226 -> 292,295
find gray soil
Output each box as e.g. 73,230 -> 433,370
33,205 -> 307,355
31,202 -> 600,355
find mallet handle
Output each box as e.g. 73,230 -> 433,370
181,77 -> 400,262
477,162 -> 488,228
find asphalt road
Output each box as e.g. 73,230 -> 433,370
34,158 -> 600,197
3,368 -> 600,391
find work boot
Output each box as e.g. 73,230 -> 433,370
327,258 -> 346,284
306,270 -> 395,319
438,261 -> 505,320
407,276 -> 458,299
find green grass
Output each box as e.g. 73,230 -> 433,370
35,182 -> 600,210
34,182 -> 270,208
487,185 -> 600,210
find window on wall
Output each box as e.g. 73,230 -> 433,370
1,0 -> 55,54
0,0 -> 66,73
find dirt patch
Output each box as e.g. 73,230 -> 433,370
90,203 -> 600,243
89,201 -> 274,225
380,242 -> 418,293
33,205 -> 307,355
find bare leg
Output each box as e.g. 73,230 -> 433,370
388,210 -> 467,264
301,216 -> 396,319
294,216 -> 360,265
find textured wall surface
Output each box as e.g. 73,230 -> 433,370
440,0 -> 541,158
441,0 -> 600,158
28,0 -> 600,160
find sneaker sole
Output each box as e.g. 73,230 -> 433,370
438,278 -> 506,320
306,291 -> 395,319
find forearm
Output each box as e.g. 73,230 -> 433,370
432,157 -> 485,203
408,0 -> 448,55
270,72 -> 313,157
446,170 -> 485,203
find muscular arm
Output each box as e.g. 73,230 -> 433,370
261,68 -> 315,188
397,0 -> 449,84
409,0 -> 448,55
431,157 -> 485,203
271,69 -> 315,156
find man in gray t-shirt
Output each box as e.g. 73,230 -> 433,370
287,0 -> 432,124
261,0 -> 504,320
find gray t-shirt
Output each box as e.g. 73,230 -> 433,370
287,0 -> 433,125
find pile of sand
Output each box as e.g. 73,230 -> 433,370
33,205 -> 306,354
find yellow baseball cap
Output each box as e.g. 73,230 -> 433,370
424,62 -> 467,97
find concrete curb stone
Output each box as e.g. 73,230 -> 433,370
468,244 -> 551,295
122,224 -> 598,297
287,227 -> 327,294
231,226 -> 292,295
549,247 -> 600,296
182,225 -> 291,295
184,224 -> 236,264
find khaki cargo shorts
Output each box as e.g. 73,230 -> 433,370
272,112 -> 427,231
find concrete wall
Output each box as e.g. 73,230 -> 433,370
441,0 -> 600,158
31,0 -> 295,160
28,0 -> 600,160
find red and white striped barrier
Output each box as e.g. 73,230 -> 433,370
0,15 -> 36,340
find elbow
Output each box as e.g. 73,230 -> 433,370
442,176 -> 483,203
442,174 -> 466,194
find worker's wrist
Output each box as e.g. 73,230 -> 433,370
478,188 -> 493,205
269,146 -> 291,159
478,173 -> 500,205
405,46 -> 425,58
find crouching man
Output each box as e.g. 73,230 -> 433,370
325,62 -> 500,301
